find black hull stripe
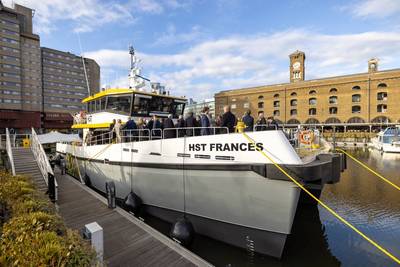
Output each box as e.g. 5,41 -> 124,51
58,151 -> 267,177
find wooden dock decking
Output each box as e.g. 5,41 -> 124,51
55,170 -> 211,267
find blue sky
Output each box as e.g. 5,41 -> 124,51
4,0 -> 400,100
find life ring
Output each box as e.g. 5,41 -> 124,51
299,130 -> 314,145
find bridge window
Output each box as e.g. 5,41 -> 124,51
309,108 -> 317,115
274,93 -> 279,98
107,95 -> 132,115
309,90 -> 317,95
352,94 -> 361,102
273,100 -> 280,107
258,95 -> 264,100
377,92 -> 387,101
290,99 -> 297,106
290,109 -> 297,116
132,94 -> 151,115
258,102 -> 264,108
273,110 -> 280,116
330,88 -> 338,93
352,85 -> 361,90
290,92 -> 297,97
171,101 -> 185,118
352,105 -> 361,113
309,98 -> 317,105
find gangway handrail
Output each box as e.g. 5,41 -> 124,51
31,128 -> 58,202
5,128 -> 15,176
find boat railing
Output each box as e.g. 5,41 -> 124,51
162,127 -> 229,139
85,127 -> 230,145
252,124 -> 278,131
87,129 -> 151,145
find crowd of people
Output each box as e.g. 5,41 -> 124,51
85,105 -> 279,144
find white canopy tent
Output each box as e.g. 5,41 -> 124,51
37,131 -> 81,144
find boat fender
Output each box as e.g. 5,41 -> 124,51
170,217 -> 195,247
124,192 -> 142,215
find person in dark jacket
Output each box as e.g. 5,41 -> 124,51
176,115 -> 185,137
151,115 -> 162,138
266,116 -> 279,130
221,105 -> 236,133
255,112 -> 267,131
184,111 -> 197,136
163,114 -> 176,138
123,116 -> 137,141
200,107 -> 211,135
109,119 -> 116,142
242,110 -> 254,132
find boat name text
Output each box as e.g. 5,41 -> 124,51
188,143 -> 263,152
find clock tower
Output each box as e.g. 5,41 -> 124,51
368,58 -> 378,73
289,50 -> 305,83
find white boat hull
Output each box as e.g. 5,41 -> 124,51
370,138 -> 400,153
57,131 -> 343,258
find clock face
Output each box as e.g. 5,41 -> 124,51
293,62 -> 301,70
370,63 -> 376,69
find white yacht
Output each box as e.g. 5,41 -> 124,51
56,47 -> 346,258
370,126 -> 400,153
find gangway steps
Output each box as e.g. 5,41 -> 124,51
12,147 -> 48,194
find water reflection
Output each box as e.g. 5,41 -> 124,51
319,147 -> 400,267
116,147 -> 400,266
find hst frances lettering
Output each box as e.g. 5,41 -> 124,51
188,143 -> 264,152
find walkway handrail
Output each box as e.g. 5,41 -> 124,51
5,128 -> 15,176
31,128 -> 58,201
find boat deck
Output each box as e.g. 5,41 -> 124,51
55,169 -> 211,267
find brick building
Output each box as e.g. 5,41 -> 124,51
215,51 -> 400,124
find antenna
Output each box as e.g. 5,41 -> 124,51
77,32 -> 91,96
129,45 -> 135,70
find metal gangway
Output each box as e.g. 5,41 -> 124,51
3,128 -> 58,202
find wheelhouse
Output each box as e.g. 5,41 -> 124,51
83,89 -> 186,119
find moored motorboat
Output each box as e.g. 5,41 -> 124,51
370,126 -> 400,153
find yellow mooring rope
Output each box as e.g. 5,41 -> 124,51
241,132 -> 400,265
335,148 -> 400,192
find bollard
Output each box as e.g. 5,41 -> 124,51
82,222 -> 103,262
48,173 -> 56,202
105,181 -> 116,209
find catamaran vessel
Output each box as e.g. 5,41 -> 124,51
56,47 -> 346,258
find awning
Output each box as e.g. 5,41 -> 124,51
37,131 -> 81,144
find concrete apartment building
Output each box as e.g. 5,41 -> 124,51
215,51 -> 400,125
0,1 -> 100,132
41,47 -> 99,128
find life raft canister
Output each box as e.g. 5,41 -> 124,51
299,130 -> 314,145
236,120 -> 245,133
